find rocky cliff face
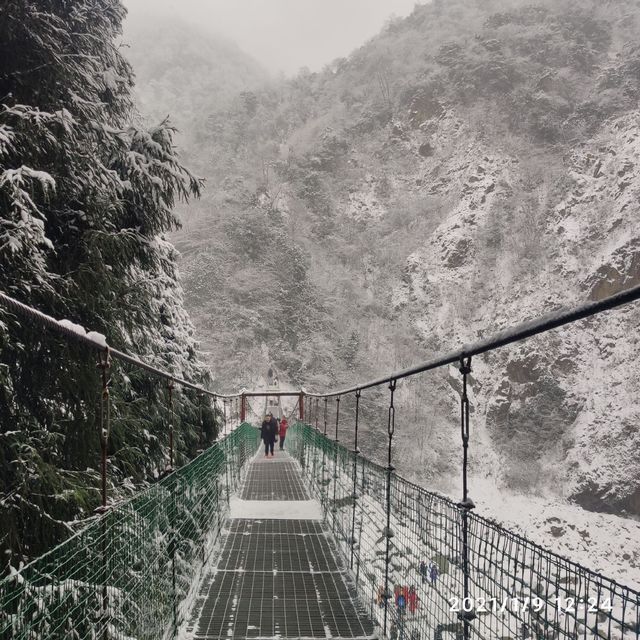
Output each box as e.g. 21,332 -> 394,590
261,97 -> 640,521
288,100 -> 640,583
387,109 -> 640,519
127,0 -> 640,585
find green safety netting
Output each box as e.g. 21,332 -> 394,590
0,423 -> 260,640
287,422 -> 640,640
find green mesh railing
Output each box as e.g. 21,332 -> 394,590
287,422 -> 640,640
0,423 -> 260,640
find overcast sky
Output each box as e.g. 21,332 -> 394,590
123,0 -> 425,75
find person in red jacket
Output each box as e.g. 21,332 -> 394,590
407,585 -> 419,614
279,416 -> 289,450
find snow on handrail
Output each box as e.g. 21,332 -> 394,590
4,281 -> 640,401
0,291 -> 238,399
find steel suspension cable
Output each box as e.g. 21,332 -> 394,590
285,398 -> 299,423
320,398 -> 329,517
97,348 -> 111,512
0,291 -> 238,400
302,283 -> 640,398
197,392 -> 204,448
246,397 -> 259,421
6,284 -> 640,403
323,398 -> 328,436
223,400 -> 228,436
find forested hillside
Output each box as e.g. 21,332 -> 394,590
133,0 -> 638,515
0,1 -> 217,568
2,0 -> 639,597
125,0 -> 640,582
157,0 -> 639,499
124,17 -> 267,169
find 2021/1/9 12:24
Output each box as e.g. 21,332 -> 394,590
449,596 -> 614,614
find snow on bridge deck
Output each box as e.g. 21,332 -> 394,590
182,451 -> 375,640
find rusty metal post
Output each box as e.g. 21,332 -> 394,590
167,381 -> 175,471
223,399 -> 227,436
98,349 -> 110,511
97,348 -> 111,640
198,391 -> 204,449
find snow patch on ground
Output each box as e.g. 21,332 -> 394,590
344,175 -> 386,221
229,497 -> 322,520
468,476 -> 640,589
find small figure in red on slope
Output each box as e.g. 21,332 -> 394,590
407,585 -> 419,614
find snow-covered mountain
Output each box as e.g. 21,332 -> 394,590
127,0 -> 640,586
123,16 -> 267,157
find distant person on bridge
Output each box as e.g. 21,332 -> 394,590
261,412 -> 278,457
418,560 -> 428,583
279,416 -> 289,450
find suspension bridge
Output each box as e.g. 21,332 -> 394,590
0,286 -> 640,639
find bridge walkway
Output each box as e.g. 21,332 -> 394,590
183,449 -> 375,640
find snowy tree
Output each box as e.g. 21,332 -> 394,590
0,0 -> 216,568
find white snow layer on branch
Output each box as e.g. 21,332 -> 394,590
1,166 -> 56,195
57,319 -> 87,335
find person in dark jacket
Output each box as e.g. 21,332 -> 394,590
279,416 -> 289,450
261,412 -> 278,457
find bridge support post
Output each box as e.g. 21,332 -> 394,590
169,476 -> 179,638
383,380 -> 396,638
240,394 -> 246,423
167,381 -> 175,472
331,396 -> 340,535
457,356 -> 476,639
350,390 -> 361,571
321,398 -> 329,519
299,392 -> 304,422
97,348 -> 111,640
223,399 -> 227,436
197,392 -> 205,450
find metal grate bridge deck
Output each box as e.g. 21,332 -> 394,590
185,451 -> 375,640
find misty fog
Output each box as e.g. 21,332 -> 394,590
123,0 -> 424,74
